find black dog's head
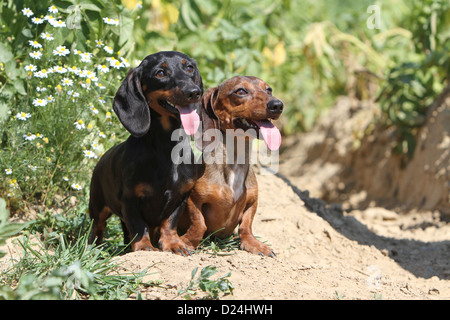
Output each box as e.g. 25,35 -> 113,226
113,51 -> 203,137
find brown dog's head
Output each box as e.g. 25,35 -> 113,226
113,51 -> 203,137
198,76 -> 283,151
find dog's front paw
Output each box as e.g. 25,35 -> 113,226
159,236 -> 191,256
131,237 -> 160,252
240,237 -> 276,258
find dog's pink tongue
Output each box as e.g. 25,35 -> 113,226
178,105 -> 200,135
254,120 -> 282,151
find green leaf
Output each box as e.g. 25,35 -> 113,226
190,267 -> 198,279
200,266 -> 217,279
0,43 -> 13,63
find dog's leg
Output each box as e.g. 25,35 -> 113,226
122,200 -> 159,251
238,198 -> 276,257
89,205 -> 112,246
158,196 -> 191,255
179,197 -> 207,249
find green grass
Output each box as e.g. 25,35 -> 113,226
1,200 -> 236,300
178,265 -> 234,300
195,230 -> 242,256
0,223 -> 149,300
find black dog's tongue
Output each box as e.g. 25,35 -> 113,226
177,104 -> 200,135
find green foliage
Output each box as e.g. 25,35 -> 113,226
0,198 -> 27,258
0,228 -> 148,299
178,265 -> 234,300
0,0 -> 139,203
378,0 -> 449,158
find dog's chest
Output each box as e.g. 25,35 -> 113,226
225,166 -> 247,203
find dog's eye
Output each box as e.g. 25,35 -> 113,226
235,88 -> 248,96
266,87 -> 272,95
186,65 -> 194,73
155,70 -> 165,78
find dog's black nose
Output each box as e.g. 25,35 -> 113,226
185,87 -> 202,101
267,99 -> 283,114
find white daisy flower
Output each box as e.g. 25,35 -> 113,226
48,5 -> 58,13
61,78 -> 73,86
111,59 -> 124,69
103,17 -> 119,25
53,65 -> 67,74
83,150 -> 98,159
79,52 -> 92,63
5,168 -> 12,175
40,32 -> 54,41
71,183 -> 82,190
68,65 -> 81,75
36,86 -> 47,92
74,119 -> 85,130
80,69 -> 95,78
25,64 -> 37,72
91,142 -> 100,150
90,105 -> 99,114
22,8 -> 34,17
67,90 -> 80,100
95,82 -> 106,90
34,69 -> 49,78
9,179 -> 19,189
31,17 -> 44,24
63,176 -> 69,181
99,131 -> 106,138
97,64 -> 110,73
28,40 -> 42,48
120,57 -> 130,68
47,95 -> 55,103
16,112 -> 32,120
23,133 -> 37,141
50,19 -> 66,28
44,15 -> 56,22
104,46 -> 113,54
95,40 -> 104,48
29,51 -> 42,59
53,45 -> 70,56
32,98 -> 48,107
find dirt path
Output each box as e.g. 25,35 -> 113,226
117,169 -> 450,300
117,92 -> 450,300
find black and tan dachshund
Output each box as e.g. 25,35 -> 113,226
88,51 -> 204,255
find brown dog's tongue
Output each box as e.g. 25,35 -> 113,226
178,105 -> 200,135
254,120 -> 282,151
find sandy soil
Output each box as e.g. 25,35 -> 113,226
115,169 -> 450,300
116,91 -> 450,300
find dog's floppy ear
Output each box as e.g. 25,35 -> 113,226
113,67 -> 150,137
195,87 -> 220,151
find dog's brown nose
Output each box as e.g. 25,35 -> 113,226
267,99 -> 283,114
